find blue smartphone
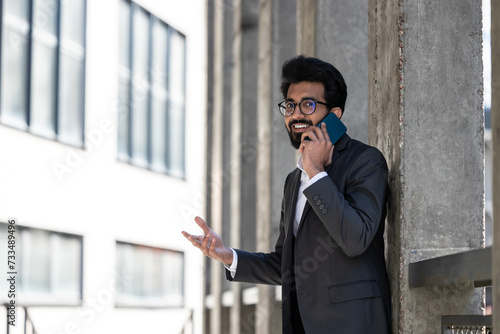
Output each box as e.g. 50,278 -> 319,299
305,113 -> 347,144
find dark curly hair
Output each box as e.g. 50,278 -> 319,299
280,55 -> 348,115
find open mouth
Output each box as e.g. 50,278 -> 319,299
292,123 -> 310,132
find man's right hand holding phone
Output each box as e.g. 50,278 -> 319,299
300,122 -> 334,179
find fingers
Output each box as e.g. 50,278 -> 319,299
326,145 -> 335,167
194,216 -> 211,234
181,231 -> 203,246
301,124 -> 329,143
320,122 -> 331,142
182,217 -> 229,262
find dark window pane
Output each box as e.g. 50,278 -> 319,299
5,0 -> 30,20
167,102 -> 185,178
21,229 -> 51,293
119,0 -> 131,69
151,92 -> 168,171
117,78 -> 131,160
58,53 -> 85,146
168,30 -> 185,101
60,0 -> 85,46
33,0 -> 58,35
53,235 -> 81,297
1,27 -> 29,128
132,7 -> 149,85
167,30 -> 186,178
131,86 -> 149,166
30,40 -> 57,137
116,242 -> 184,306
151,19 -> 168,88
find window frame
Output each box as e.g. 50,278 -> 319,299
0,0 -> 87,148
118,0 -> 187,179
115,240 -> 185,308
0,223 -> 84,306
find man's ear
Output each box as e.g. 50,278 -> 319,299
330,107 -> 342,119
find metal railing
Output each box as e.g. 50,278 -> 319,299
409,247 -> 493,333
441,315 -> 492,334
180,309 -> 194,334
4,304 -> 37,334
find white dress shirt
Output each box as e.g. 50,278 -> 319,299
226,154 -> 328,278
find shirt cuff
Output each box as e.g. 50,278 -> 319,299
308,171 -> 328,185
223,248 -> 238,278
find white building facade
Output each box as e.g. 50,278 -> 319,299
0,0 -> 206,333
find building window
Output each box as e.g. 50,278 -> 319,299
0,0 -> 87,147
118,0 -> 186,178
115,241 -> 184,307
0,223 -> 83,304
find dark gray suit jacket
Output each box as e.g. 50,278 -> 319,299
226,134 -> 392,333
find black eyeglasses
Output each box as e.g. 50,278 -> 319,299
278,98 -> 329,117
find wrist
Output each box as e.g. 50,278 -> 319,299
307,168 -> 324,179
223,247 -> 234,266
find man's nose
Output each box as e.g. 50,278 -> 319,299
290,105 -> 305,119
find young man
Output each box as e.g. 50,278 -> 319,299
182,55 -> 392,333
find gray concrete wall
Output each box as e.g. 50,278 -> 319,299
229,1 -> 242,333
209,1 -> 226,332
271,0 -> 297,247
368,0 -> 485,333
492,0 -> 500,330
296,0 -> 369,142
316,0 -> 368,143
222,0 -> 234,295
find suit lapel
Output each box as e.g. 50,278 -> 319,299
285,168 -> 302,236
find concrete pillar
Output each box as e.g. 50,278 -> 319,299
316,0 -> 368,142
230,1 -> 242,333
209,0 -> 225,333
240,0 -> 258,263
297,0 -> 369,143
296,0 -> 315,57
368,1 -> 484,333
491,0 -> 499,330
261,1 -> 298,332
238,5 -> 259,333
205,1 -> 214,332
255,2 -> 273,334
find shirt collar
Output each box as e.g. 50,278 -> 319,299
296,154 -> 308,177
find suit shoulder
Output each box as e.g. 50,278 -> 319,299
345,138 -> 385,159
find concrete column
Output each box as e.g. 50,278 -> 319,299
491,0 -> 500,330
209,1 -> 225,333
240,0 -> 258,262
296,0 -> 369,143
296,0 -> 315,57
238,0 -> 259,331
271,1 -> 297,244
255,1 -> 273,333
265,1 -> 298,332
316,0 -> 368,142
230,2 -> 242,333
368,1 -> 484,333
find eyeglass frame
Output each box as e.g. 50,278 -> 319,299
278,98 -> 330,117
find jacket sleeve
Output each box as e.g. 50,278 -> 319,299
224,199 -> 286,285
302,147 -> 388,257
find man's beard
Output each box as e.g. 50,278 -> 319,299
286,119 -> 314,150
